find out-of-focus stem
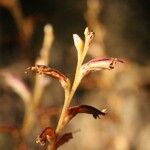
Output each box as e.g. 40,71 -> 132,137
21,102 -> 35,137
21,25 -> 54,137
33,25 -> 54,108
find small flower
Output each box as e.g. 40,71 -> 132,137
81,57 -> 124,77
25,65 -> 70,90
63,105 -> 107,126
36,127 -> 73,149
36,127 -> 56,146
68,105 -> 106,119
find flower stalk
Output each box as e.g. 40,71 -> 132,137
56,28 -> 95,133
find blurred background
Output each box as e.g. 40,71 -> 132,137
0,0 -> 149,150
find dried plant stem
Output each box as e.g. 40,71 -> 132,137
21,103 -> 35,137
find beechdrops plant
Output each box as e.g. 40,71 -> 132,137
26,27 -> 123,150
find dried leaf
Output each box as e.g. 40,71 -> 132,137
56,132 -> 73,149
81,57 -> 124,77
65,105 -> 107,124
25,65 -> 70,89
36,127 -> 56,146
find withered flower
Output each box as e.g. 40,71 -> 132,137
64,105 -> 107,125
36,127 -> 56,146
25,65 -> 70,89
81,57 -> 124,77
36,127 -> 73,149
